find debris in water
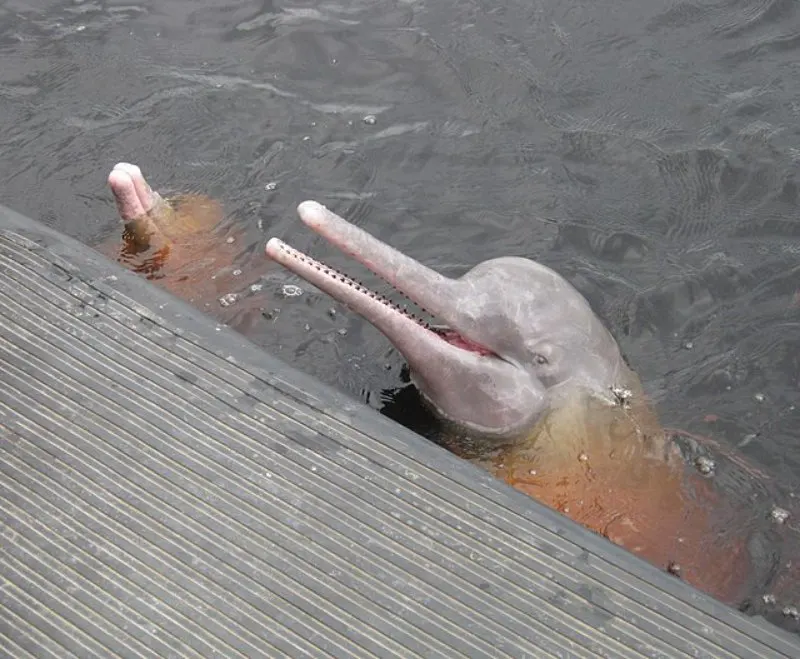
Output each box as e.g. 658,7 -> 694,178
694,456 -> 716,476
611,385 -> 632,408
771,507 -> 790,524
280,284 -> 303,298
219,293 -> 239,307
739,433 -> 758,448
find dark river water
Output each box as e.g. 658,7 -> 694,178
2,0 -> 799,632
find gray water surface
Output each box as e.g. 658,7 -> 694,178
1,0 -> 799,630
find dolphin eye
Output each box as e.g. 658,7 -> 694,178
533,353 -> 549,365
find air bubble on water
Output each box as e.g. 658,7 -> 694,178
763,593 -> 777,605
363,115 -> 377,125
250,283 -> 264,293
226,236 -> 235,244
771,507 -> 790,524
337,328 -> 347,336
233,269 -> 242,277
683,341 -> 694,350
782,605 -> 799,620
754,392 -> 766,403
265,181 -> 277,191
694,456 -> 715,476
280,284 -> 303,298
219,293 -> 239,307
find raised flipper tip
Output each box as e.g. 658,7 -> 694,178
107,162 -> 155,222
110,162 -> 142,177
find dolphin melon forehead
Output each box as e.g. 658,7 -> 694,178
440,255 -> 612,351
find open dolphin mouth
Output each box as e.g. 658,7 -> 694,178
428,327 -> 496,356
265,201 -> 497,359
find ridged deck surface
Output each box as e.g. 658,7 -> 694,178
1,204 -> 798,658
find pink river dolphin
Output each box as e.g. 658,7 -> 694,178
106,162 -> 800,610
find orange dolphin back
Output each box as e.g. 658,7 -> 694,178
475,375 -> 753,604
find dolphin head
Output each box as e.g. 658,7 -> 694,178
266,202 -> 629,440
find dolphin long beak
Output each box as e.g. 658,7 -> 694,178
265,202 -> 474,360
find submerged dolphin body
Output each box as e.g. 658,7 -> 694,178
265,205 -> 767,604
103,163 -> 269,334
110,168 -> 794,605
266,202 -> 634,441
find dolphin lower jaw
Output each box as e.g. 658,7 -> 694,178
411,366 -> 549,439
399,331 -> 548,438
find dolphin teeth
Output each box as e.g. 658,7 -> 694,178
270,239 -> 433,330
